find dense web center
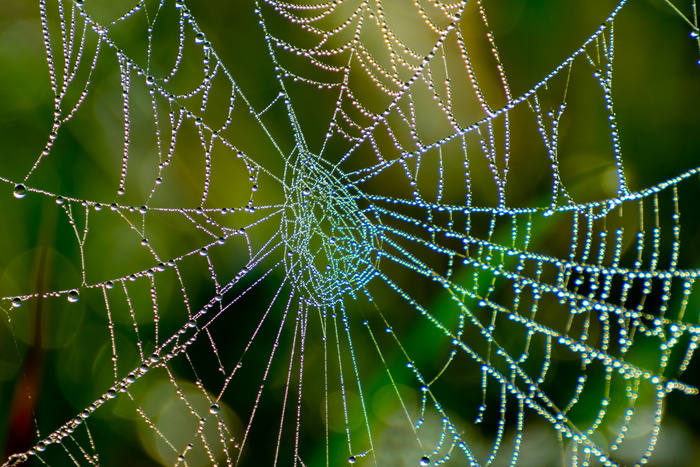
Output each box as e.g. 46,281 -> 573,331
284,152 -> 380,305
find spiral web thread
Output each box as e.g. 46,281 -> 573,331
1,0 -> 700,465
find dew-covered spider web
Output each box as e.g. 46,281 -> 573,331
2,0 -> 700,465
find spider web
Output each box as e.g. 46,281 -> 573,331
1,0 -> 700,465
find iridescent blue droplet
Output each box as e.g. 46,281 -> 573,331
13,184 -> 27,199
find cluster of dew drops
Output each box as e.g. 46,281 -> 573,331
10,290 -> 79,309
11,183 -> 81,307
347,455 -> 431,465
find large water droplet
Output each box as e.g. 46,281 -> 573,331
11,297 -> 22,307
67,290 -> 80,303
209,403 -> 220,414
419,456 -> 430,466
195,32 -> 205,44
13,184 -> 27,199
348,456 -> 357,463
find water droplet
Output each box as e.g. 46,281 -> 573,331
12,183 -> 28,199
155,177 -> 163,185
105,281 -> 114,289
139,205 -> 148,214
348,456 -> 357,463
199,248 -> 208,256
106,389 -> 117,399
195,32 -> 205,44
36,441 -> 47,452
419,456 -> 430,466
209,403 -> 220,414
67,290 -> 80,303
11,297 -> 22,307
56,196 -> 65,205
